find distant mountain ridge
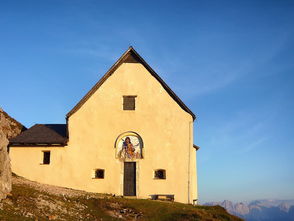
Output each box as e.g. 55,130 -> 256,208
204,199 -> 294,221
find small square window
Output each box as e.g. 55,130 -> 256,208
43,151 -> 50,164
94,169 -> 104,179
154,169 -> 166,179
123,96 -> 136,110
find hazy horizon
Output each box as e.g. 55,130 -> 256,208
202,198 -> 294,204
1,0 -> 293,203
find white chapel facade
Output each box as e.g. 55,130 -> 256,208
9,47 -> 199,204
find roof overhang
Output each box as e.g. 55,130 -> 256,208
9,143 -> 67,147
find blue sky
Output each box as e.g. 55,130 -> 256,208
0,0 -> 293,203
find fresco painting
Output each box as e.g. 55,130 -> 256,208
117,134 -> 142,160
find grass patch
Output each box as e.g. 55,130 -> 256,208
0,177 -> 243,221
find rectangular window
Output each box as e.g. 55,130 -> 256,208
94,169 -> 105,179
123,96 -> 136,110
154,169 -> 166,179
43,151 -> 50,164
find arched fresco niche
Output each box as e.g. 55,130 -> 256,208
115,132 -> 143,160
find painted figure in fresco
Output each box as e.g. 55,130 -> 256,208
117,136 -> 142,159
123,137 -> 135,158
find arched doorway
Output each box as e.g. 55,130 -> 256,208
115,132 -> 143,196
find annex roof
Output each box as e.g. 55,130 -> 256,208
66,47 -> 196,120
9,124 -> 67,146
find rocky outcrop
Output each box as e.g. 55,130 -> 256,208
0,130 -> 10,200
0,108 -> 25,200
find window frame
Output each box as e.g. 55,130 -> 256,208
93,169 -> 105,179
154,169 -> 166,180
123,95 -> 137,110
42,151 -> 51,165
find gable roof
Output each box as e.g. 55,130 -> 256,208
9,124 -> 67,146
66,47 -> 196,120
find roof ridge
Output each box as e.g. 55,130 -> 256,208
34,123 -> 66,125
44,123 -> 66,125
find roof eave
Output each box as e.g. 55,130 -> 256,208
9,142 -> 67,147
66,47 -> 133,119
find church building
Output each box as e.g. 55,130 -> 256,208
9,47 -> 199,204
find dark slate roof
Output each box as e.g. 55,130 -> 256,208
66,46 -> 196,120
9,124 -> 67,146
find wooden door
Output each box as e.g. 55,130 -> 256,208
123,162 -> 136,196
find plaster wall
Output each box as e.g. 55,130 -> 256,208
10,62 -> 197,203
